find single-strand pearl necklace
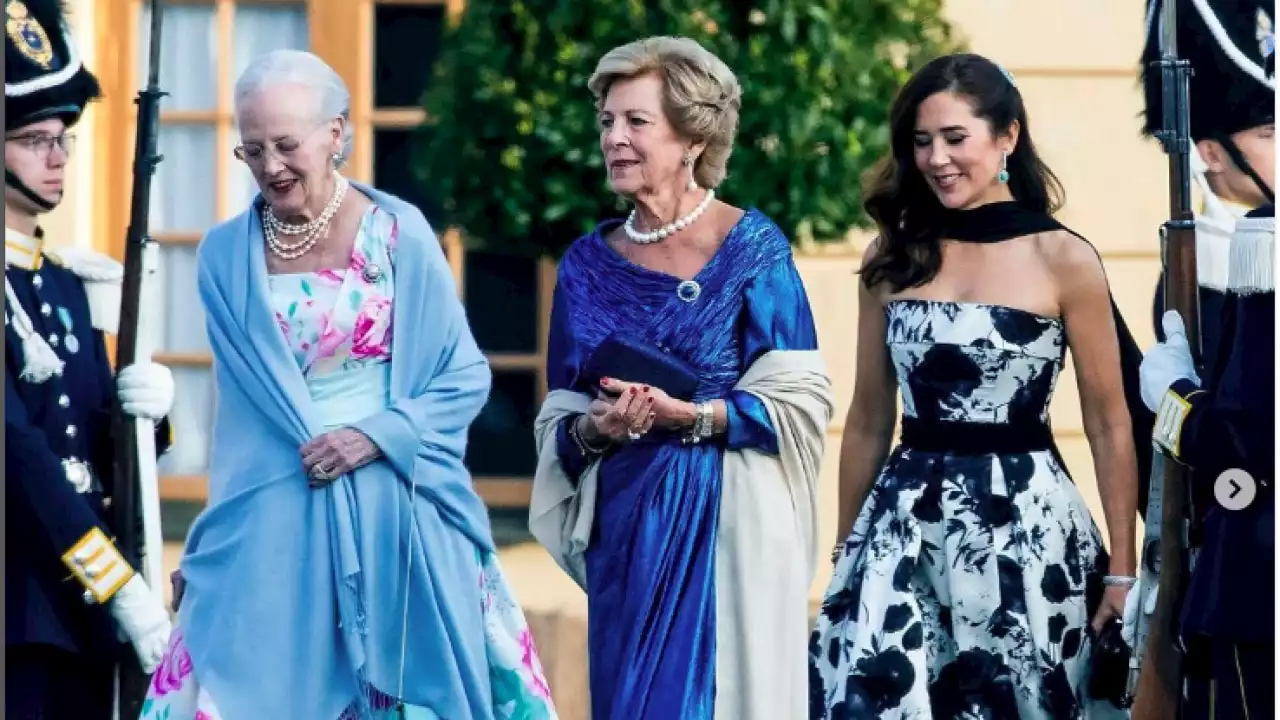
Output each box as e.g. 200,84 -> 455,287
263,174 -> 349,260
624,189 -> 715,244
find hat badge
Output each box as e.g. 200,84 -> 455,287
1258,8 -> 1275,62
5,0 -> 53,70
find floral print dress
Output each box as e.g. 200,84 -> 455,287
809,300 -> 1125,720
140,206 -> 556,720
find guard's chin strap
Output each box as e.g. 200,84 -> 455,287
4,169 -> 57,212
1217,133 -> 1277,204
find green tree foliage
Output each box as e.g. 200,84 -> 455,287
416,0 -> 956,256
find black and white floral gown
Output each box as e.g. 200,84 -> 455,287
810,299 -> 1125,720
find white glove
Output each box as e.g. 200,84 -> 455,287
1120,577 -> 1159,650
117,362 -> 175,420
109,574 -> 173,673
1139,311 -> 1201,411
1121,577 -> 1141,649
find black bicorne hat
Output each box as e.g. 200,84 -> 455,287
4,0 -> 101,131
1141,0 -> 1275,141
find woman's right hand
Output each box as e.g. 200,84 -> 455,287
582,385 -> 655,445
171,569 -> 186,612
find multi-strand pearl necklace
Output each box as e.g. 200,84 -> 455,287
263,173 -> 349,260
624,188 -> 715,244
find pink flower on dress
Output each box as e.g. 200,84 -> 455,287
519,628 -> 552,700
312,312 -> 348,361
195,712 -> 214,720
350,295 -> 393,360
349,244 -> 369,279
274,312 -> 290,338
317,268 -> 345,284
150,629 -> 194,697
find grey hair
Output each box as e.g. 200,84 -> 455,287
588,36 -> 742,189
233,50 -> 354,167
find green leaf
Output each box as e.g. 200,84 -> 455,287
413,0 -> 958,255
301,279 -> 313,297
349,290 -> 363,311
288,301 -> 298,318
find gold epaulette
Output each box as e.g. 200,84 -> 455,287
61,527 -> 134,604
1153,385 -> 1206,460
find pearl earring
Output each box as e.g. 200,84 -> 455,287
683,152 -> 698,191
997,151 -> 1010,184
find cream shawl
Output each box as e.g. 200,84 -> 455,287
529,349 -> 834,719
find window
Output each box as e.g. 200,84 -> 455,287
112,0 -> 311,500
368,0 -> 552,508
99,0 -> 552,509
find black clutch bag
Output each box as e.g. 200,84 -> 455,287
1088,616 -> 1133,708
580,332 -> 699,401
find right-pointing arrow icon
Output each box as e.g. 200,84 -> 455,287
1215,469 -> 1257,511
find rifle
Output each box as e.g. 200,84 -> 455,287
111,1 -> 168,717
1130,0 -> 1200,717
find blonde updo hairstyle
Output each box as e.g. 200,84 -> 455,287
588,36 -> 742,189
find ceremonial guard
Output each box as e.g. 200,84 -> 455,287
1141,0 -> 1275,357
1138,4 -> 1275,718
5,0 -> 174,717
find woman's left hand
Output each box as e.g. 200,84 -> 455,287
599,378 -> 692,430
1090,584 -> 1130,635
301,428 -> 382,487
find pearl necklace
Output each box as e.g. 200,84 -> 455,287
263,174 -> 349,260
624,189 -> 715,244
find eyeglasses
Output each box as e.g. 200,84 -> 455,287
5,132 -> 75,159
233,122 -> 332,165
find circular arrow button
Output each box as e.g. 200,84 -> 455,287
1214,469 -> 1258,511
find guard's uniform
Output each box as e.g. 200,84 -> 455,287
1151,205 -> 1274,720
5,233 -> 172,718
1141,0 -> 1275,364
5,1 -> 173,717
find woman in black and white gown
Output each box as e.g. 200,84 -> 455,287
809,53 -> 1146,719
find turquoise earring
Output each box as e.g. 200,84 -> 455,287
997,151 -> 1010,184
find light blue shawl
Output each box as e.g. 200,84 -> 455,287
178,183 -> 497,720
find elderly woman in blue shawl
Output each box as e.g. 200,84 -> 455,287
529,37 -> 836,720
139,50 -> 556,720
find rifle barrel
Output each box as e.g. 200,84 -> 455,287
113,1 -> 168,716
1132,1 -> 1200,717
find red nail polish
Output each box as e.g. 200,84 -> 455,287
642,385 -> 651,392
629,387 -> 637,395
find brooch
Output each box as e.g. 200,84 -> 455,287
676,280 -> 701,303
6,1 -> 53,69
362,263 -> 383,283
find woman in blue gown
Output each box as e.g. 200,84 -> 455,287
529,37 -> 835,720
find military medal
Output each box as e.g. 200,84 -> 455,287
62,459 -> 92,494
5,1 -> 54,69
55,306 -> 79,353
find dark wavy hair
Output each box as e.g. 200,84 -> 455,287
860,53 -> 1065,292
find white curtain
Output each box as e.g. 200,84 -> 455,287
140,3 -> 309,478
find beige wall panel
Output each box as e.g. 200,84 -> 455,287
945,0 -> 1149,72
795,256 -> 863,429
1014,76 -> 1170,256
810,429 -> 844,601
